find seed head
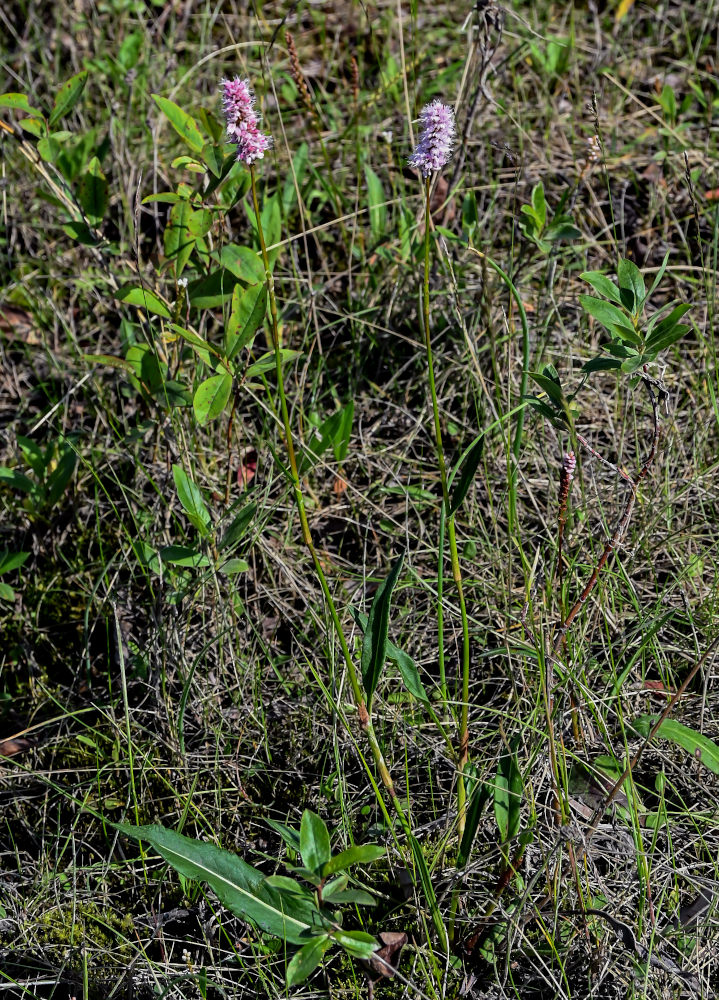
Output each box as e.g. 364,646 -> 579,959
221,76 -> 272,165
408,99 -> 456,178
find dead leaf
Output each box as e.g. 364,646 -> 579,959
0,737 -> 33,757
366,931 -> 407,979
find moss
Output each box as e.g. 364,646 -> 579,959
33,900 -> 135,968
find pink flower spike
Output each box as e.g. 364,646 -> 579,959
221,76 -> 272,165
408,99 -> 456,178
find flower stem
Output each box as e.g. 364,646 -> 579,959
249,164 -> 410,833
421,177 -> 471,843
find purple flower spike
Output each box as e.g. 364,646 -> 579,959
221,76 -> 272,165
408,99 -> 456,178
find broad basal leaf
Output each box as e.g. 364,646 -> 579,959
116,823 -> 321,944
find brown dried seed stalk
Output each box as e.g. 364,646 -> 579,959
350,54 -> 359,105
285,31 -> 318,126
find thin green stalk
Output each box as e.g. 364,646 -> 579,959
420,178 -> 471,842
249,165 -> 410,835
468,247 -> 530,534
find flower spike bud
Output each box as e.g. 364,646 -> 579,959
408,99 -> 456,178
221,76 -> 272,165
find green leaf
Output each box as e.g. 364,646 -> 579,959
457,772 -> 491,868
168,323 -> 216,365
645,251 -> 671,300
116,284 -> 171,319
332,930 -> 378,959
332,400 -> 353,463
299,810 -> 331,875
580,270 -> 624,305
531,181 -> 547,227
580,294 -> 630,333
245,349 -> 301,380
219,502 -> 256,551
226,283 -> 267,360
286,935 -> 332,987
0,93 -> 43,117
45,448 -> 76,507
152,94 -> 204,153
164,198 -> 194,276
77,156 -> 108,227
219,244 -> 265,284
0,582 -> 15,601
49,70 -> 88,127
633,716 -> 719,774
0,468 -> 34,493
218,558 -> 249,575
408,834 -> 446,943
611,323 -> 643,346
361,555 -> 404,707
449,434 -> 484,515
528,371 -> 564,405
322,885 -> 376,906
193,373 -> 233,425
620,354 -> 646,373
581,357 -> 623,373
644,323 -> 690,355
494,738 -> 522,843
351,609 -> 431,706
0,550 -> 30,575
543,220 -> 580,242
365,165 -> 386,241
159,546 -> 211,568
645,303 -> 691,347
172,464 -> 211,535
201,142 -> 223,178
115,823 -> 320,944
265,818 -> 302,854
617,258 -> 646,314
321,844 -> 385,877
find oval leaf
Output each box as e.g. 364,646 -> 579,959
193,372 -> 232,425
321,844 -> 385,878
299,810 -> 331,874
116,284 -> 171,319
226,283 -> 267,360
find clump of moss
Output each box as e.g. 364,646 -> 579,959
34,901 -> 135,968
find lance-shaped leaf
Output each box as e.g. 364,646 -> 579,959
361,555 -> 404,707
286,935 -> 332,987
49,70 -> 88,127
494,738 -> 523,843
172,464 -> 211,535
450,434 -> 485,515
115,823 -> 321,945
152,95 -> 204,153
632,716 -> 719,774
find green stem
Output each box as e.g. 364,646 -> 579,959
421,178 -> 471,843
249,165 -> 410,834
469,248 -> 530,534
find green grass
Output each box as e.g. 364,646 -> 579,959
2,1 -> 719,997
